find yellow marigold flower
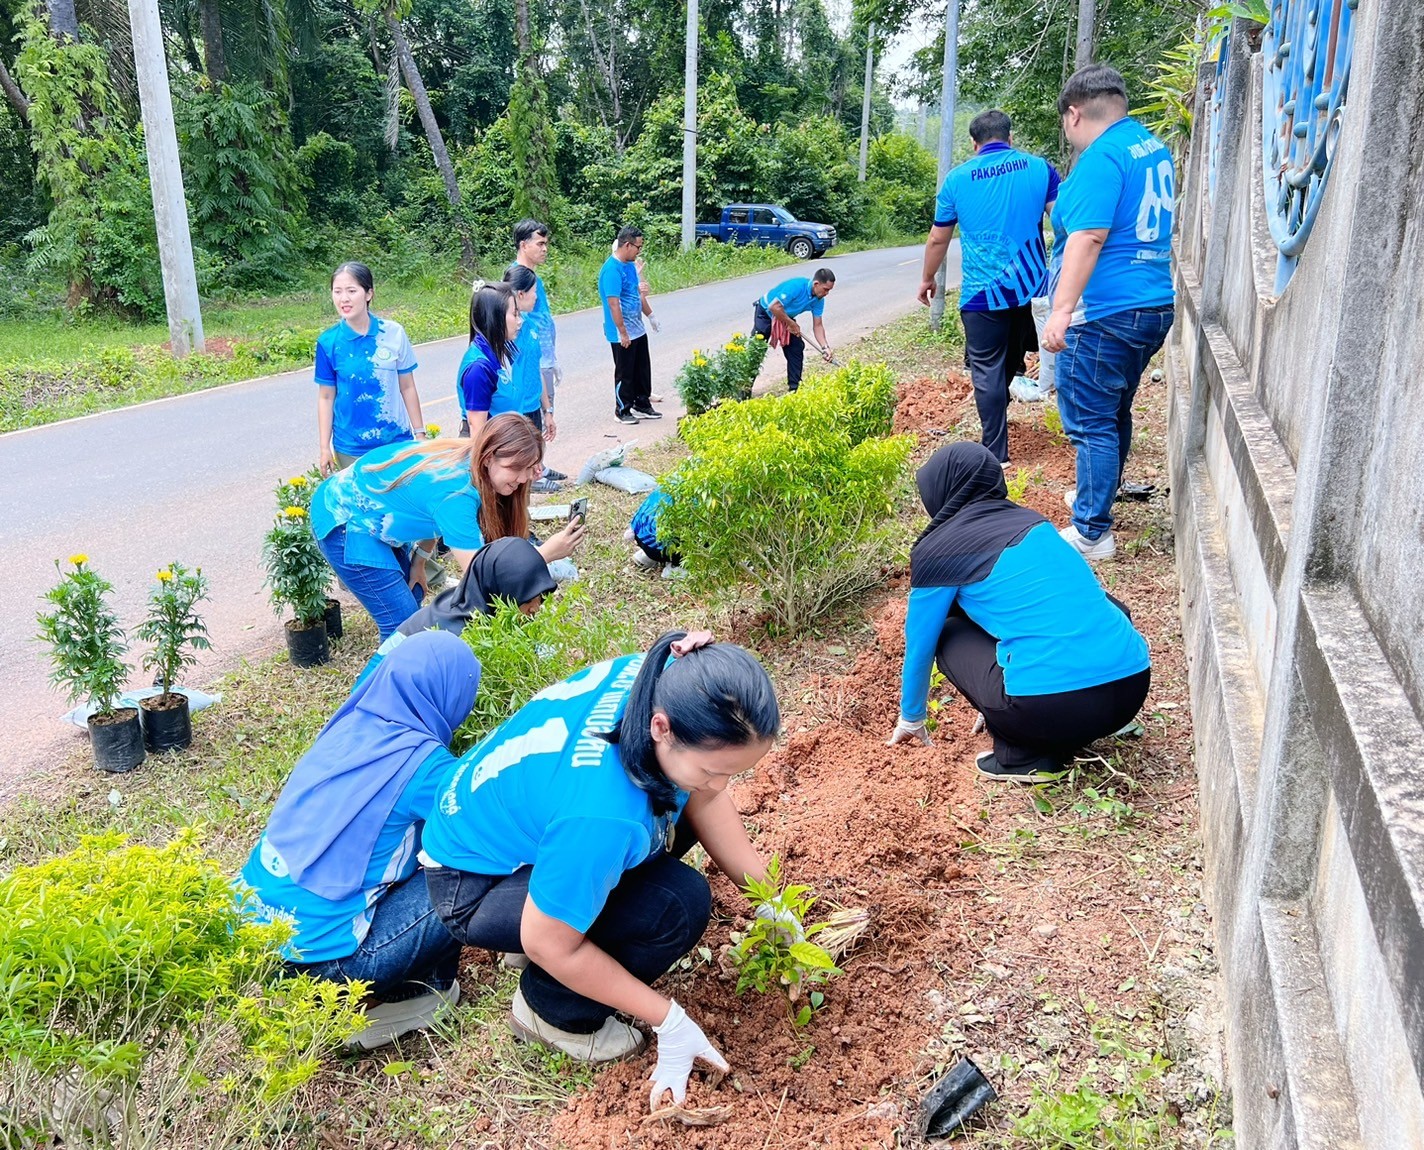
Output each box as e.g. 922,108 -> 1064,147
156,569 -> 173,583
425,423 -> 441,437
288,475 -> 308,487
69,553 -> 88,566
282,506 -> 307,519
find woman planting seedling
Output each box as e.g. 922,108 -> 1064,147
310,413 -> 583,641
235,630 -> 478,1050
887,442 -> 1151,781
421,630 -> 805,1110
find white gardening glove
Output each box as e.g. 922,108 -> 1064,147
647,313 -> 661,333
886,716 -> 932,746
754,901 -> 805,946
649,1000 -> 729,1110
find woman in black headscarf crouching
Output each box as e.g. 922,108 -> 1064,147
886,443 -> 1151,781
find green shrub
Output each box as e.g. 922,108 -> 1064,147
799,360 -> 898,444
662,383 -> 914,632
455,587 -> 636,751
0,832 -> 364,1148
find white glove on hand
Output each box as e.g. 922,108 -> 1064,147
754,901 -> 805,947
649,1000 -> 728,1110
886,716 -> 932,747
648,313 -> 661,333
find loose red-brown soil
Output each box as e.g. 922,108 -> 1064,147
541,377 -> 1210,1148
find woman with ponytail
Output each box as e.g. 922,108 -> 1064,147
421,631 -> 785,1109
310,413 -> 583,640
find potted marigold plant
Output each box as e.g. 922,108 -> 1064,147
263,504 -> 332,667
37,555 -> 143,772
134,562 -> 210,752
273,470 -> 343,639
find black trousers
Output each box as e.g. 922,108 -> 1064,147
961,305 -> 1038,463
935,605 -> 1150,767
610,334 -> 652,414
752,302 -> 805,390
425,817 -> 705,1033
636,538 -> 682,566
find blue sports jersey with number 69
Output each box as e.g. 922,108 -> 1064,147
1049,117 -> 1176,324
419,654 -> 690,934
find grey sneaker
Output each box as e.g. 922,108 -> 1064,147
347,980 -> 461,1051
500,952 -> 530,971
1060,524 -> 1116,560
531,477 -> 565,494
510,987 -> 645,1062
975,751 -> 1065,783
1063,487 -> 1076,510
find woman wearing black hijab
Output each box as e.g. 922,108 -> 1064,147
886,442 -> 1151,781
354,538 -> 557,687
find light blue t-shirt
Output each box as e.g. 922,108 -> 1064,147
759,277 -> 825,320
513,267 -> 558,371
314,316 -> 419,457
311,440 -> 485,571
599,256 -> 645,343
421,654 -> 689,935
235,746 -> 455,963
499,324 -> 544,416
1049,118 -> 1176,323
899,522 -> 1150,720
934,142 -> 1060,312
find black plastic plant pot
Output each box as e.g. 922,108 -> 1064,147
285,618 -> 330,668
140,693 -> 192,752
89,707 -> 146,773
324,598 -> 344,640
918,1057 -> 998,1139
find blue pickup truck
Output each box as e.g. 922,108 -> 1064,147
695,204 -> 838,260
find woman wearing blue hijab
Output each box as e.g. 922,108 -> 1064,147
236,630 -> 480,1050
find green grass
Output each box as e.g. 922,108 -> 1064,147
1,242 -> 798,432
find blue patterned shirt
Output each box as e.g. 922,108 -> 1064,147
314,315 -> 419,457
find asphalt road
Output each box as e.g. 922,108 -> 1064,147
0,241 -> 959,799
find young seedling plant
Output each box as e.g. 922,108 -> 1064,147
726,857 -> 842,1032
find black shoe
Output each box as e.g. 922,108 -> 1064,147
632,405 -> 663,420
615,409 -> 639,425
543,467 -> 568,481
974,750 -> 1065,783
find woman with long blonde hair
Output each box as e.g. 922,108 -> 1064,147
310,413 -> 584,640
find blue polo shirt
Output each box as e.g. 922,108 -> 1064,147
235,746 -> 455,962
899,522 -> 1149,721
455,334 -> 499,418
499,328 -> 544,416
934,142 -> 1059,312
421,654 -> 690,935
630,489 -> 670,550
759,277 -> 825,320
512,267 -> 558,371
599,256 -> 645,343
1049,118 -> 1176,323
314,315 -> 419,457
311,440 -> 485,570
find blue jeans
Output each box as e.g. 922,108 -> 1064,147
317,524 -> 423,642
1056,306 -> 1174,539
425,829 -> 710,1033
288,870 -> 462,1001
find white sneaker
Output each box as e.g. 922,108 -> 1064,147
1060,524 -> 1116,560
1063,487 -> 1076,510
631,548 -> 660,570
510,987 -> 646,1062
662,564 -> 688,581
347,980 -> 460,1051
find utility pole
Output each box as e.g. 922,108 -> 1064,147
680,0 -> 698,250
858,22 -> 874,182
1075,0 -> 1095,71
929,0 -> 958,332
128,0 -> 204,354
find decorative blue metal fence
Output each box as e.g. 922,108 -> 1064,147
1261,0 -> 1358,291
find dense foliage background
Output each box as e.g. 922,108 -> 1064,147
0,0 -> 1195,323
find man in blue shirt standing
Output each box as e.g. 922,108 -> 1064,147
512,218 -> 568,488
599,227 -> 660,426
919,109 -> 1060,466
1041,64 -> 1176,561
751,270 -> 836,391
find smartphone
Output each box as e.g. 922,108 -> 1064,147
568,497 -> 589,523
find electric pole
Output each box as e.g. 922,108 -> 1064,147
128,0 -> 204,354
1075,0 -> 1095,71
680,0 -> 698,250
858,22 -> 874,182
929,0 -> 958,332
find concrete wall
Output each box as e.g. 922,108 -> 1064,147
1167,4 -> 1424,1147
